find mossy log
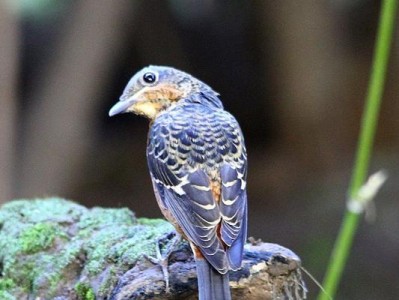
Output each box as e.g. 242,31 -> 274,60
0,198 -> 306,299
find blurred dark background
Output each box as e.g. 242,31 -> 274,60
1,1 -> 398,299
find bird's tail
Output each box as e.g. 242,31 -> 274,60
196,259 -> 231,300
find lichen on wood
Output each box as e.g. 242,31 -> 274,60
0,198 -> 306,299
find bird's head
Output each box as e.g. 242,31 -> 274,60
109,66 -> 222,120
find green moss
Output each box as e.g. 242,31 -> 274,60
75,282 -> 95,300
0,291 -> 16,300
78,207 -> 135,231
1,243 -> 36,290
137,217 -> 169,226
0,198 -> 177,298
97,266 -> 117,296
0,278 -> 16,299
20,223 -> 59,253
0,278 -> 14,290
0,198 -> 87,296
0,198 -> 85,224
86,289 -> 95,300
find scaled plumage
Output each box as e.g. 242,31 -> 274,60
109,66 -> 248,299
148,102 -> 247,273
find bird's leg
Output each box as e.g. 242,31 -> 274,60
144,230 -> 182,293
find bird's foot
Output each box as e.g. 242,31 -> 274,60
144,231 -> 182,293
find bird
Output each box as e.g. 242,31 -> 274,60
109,66 -> 248,300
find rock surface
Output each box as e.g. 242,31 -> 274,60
0,198 -> 306,299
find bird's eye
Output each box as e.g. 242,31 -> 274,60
142,72 -> 157,84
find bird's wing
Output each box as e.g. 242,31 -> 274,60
147,108 -> 247,273
220,163 -> 247,270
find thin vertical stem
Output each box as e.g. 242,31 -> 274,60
318,1 -> 398,299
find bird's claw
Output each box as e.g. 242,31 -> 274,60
144,231 -> 181,294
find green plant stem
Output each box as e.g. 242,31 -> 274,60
318,1 -> 398,299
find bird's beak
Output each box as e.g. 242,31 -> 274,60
108,88 -> 147,117
108,98 -> 136,117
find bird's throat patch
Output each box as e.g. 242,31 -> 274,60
130,101 -> 161,119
